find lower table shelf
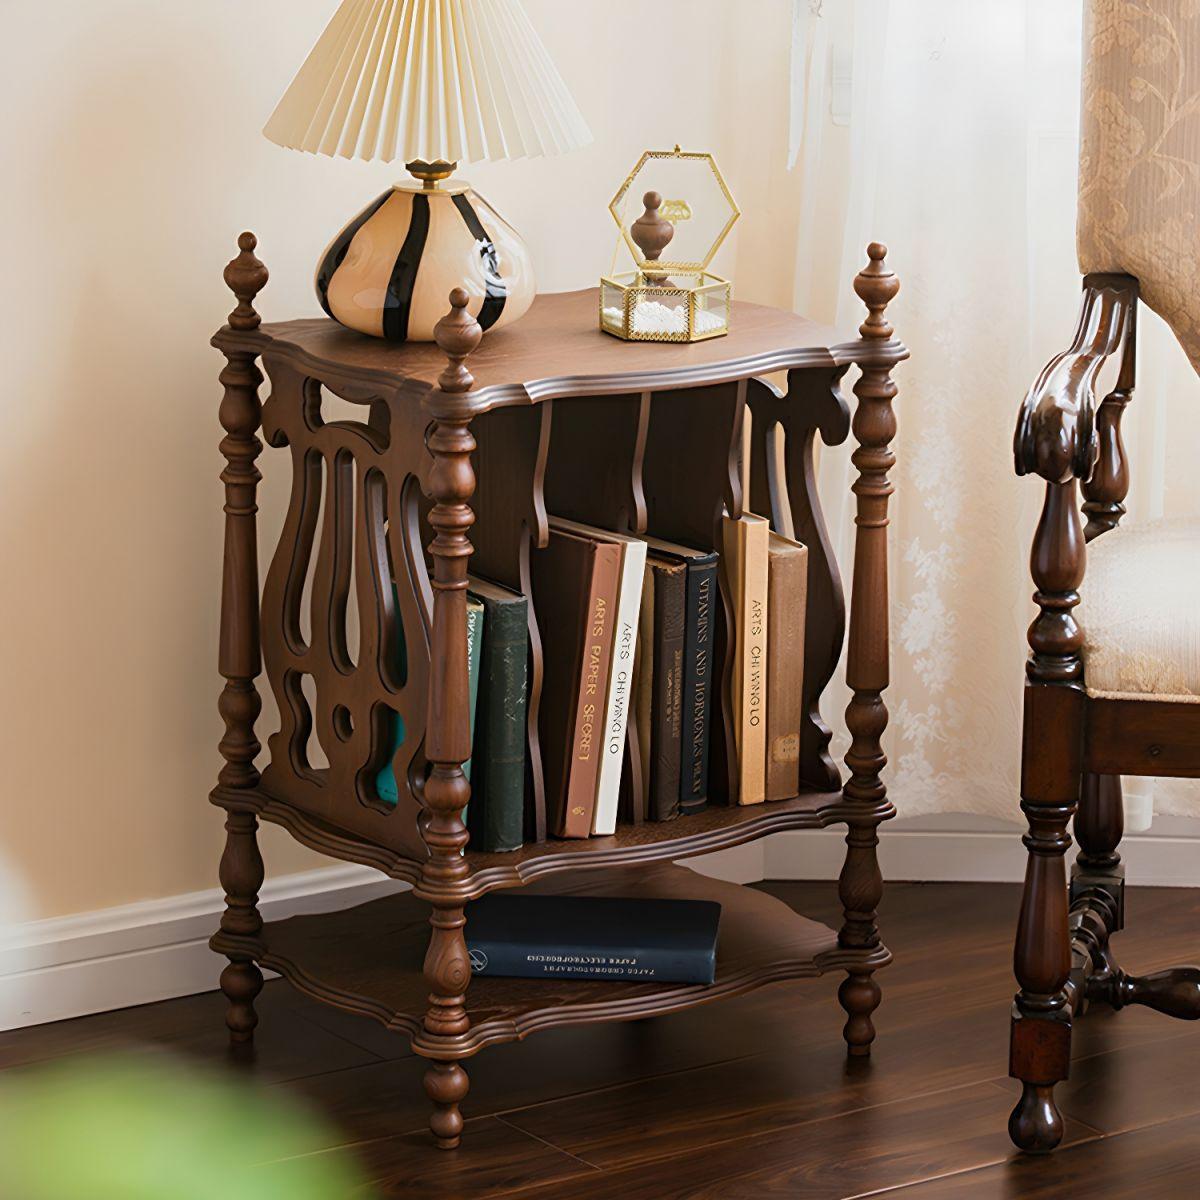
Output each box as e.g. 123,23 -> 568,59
215,783 -> 884,898
214,862 -> 891,1057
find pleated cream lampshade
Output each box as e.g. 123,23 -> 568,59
264,0 -> 593,343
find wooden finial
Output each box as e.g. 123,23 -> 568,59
223,231 -> 269,331
631,191 -> 675,264
854,242 -> 899,340
434,287 -> 483,393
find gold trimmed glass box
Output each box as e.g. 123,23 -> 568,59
600,271 -> 732,342
601,147 -> 740,343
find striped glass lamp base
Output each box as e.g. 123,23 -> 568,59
315,182 -> 536,343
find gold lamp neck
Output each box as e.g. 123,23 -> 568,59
405,158 -> 458,190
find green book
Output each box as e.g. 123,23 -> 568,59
466,577 -> 529,852
377,591 -> 483,806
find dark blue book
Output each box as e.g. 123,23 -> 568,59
464,893 -> 720,984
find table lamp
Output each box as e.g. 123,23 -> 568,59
264,0 -> 593,343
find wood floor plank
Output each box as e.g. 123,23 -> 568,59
284,991 -> 798,1150
874,1109 -> 1200,1200
504,1082 -> 1097,1200
7,881 -> 1200,1197
499,1005 -> 1014,1169
282,1115 -> 597,1200
0,981 -> 382,1082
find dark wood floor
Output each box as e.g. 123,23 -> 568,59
4,880 -> 1200,1198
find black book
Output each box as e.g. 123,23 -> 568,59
467,576 -> 528,853
465,893 -> 720,984
642,537 -> 719,814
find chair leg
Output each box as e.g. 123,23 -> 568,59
1074,774 -> 1124,918
1072,772 -> 1124,984
1008,692 -> 1082,1154
1009,785 -> 1075,1154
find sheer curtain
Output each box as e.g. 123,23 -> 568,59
790,0 -> 1200,826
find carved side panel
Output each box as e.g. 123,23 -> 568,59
747,369 -> 850,792
257,356 -> 432,860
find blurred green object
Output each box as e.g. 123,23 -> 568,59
0,1052 -> 369,1200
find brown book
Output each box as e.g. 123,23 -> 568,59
721,512 -> 769,805
530,528 -> 622,838
647,555 -> 687,821
766,531 -> 808,801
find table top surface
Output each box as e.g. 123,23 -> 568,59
216,288 -> 903,412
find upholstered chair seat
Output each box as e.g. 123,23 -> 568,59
1078,518 -> 1200,702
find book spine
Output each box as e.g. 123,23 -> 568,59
463,599 -> 484,785
679,558 -> 717,814
741,522 -> 769,805
765,544 -> 807,801
649,563 -> 686,821
467,941 -> 716,985
473,595 -> 528,852
593,541 -> 647,836
562,543 -> 622,837
632,567 -> 655,821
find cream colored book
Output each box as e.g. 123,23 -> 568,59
721,512 -> 770,805
548,518 -> 647,836
765,531 -> 808,801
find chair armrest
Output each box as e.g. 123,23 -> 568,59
1014,274 -> 1137,484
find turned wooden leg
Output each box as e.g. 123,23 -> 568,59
1072,772 -> 1125,984
1009,787 -> 1075,1154
424,1061 -> 470,1149
836,246 -> 901,1057
217,808 -> 264,1042
837,807 -> 885,1059
413,292 -> 483,1149
1010,479 -> 1087,1154
213,234 -> 268,1045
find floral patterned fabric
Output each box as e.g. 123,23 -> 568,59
1078,0 -> 1200,370
1078,518 -> 1200,701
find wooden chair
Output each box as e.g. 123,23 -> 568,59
1009,0 -> 1200,1154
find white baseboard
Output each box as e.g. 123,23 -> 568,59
764,826 -> 1200,888
0,845 -> 763,1032
0,864 -> 403,1032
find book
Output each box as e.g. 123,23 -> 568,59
530,528 -> 622,838
646,555 -> 687,821
721,512 -> 770,805
766,532 -> 808,801
467,576 -> 529,853
633,565 -> 655,817
464,595 -> 484,784
641,536 -> 719,815
377,593 -> 482,807
465,893 -> 721,984
548,519 -> 647,837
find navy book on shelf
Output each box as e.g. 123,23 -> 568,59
464,893 -> 721,984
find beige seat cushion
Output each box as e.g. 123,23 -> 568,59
1079,518 -> 1200,701
1077,0 -> 1200,372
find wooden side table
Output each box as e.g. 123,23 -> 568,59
209,234 -> 907,1149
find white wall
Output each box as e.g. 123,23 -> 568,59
0,0 -> 800,929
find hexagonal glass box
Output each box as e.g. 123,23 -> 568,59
600,146 -> 740,343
